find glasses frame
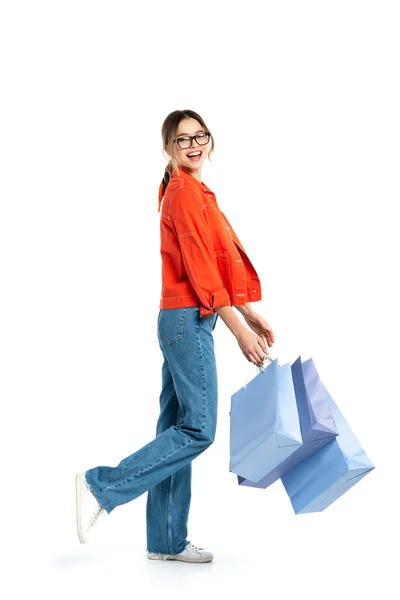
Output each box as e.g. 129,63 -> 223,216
173,132 -> 211,150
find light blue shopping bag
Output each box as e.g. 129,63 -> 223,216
238,356 -> 338,489
281,380 -> 375,514
229,357 -> 303,483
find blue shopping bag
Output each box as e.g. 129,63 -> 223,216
229,357 -> 303,483
281,380 -> 375,514
238,356 -> 338,489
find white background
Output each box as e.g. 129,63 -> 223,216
1,1 -> 399,598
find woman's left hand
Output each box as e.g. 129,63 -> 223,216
243,311 -> 275,349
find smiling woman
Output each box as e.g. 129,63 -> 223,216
158,109 -> 215,205
76,108 -> 275,565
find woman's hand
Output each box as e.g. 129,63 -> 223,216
214,305 -> 275,366
236,328 -> 269,366
242,311 -> 275,349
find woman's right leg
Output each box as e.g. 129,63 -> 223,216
84,307 -> 218,539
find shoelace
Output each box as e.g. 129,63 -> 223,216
83,476 -> 104,531
187,543 -> 204,552
87,504 -> 104,531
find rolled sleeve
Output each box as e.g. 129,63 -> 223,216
170,188 -> 231,317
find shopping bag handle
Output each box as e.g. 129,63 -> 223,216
242,354 -> 276,389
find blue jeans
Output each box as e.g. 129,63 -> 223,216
84,306 -> 219,555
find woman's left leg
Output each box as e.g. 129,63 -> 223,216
145,352 -> 192,555
146,307 -> 219,555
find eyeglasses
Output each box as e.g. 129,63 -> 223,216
173,132 -> 210,149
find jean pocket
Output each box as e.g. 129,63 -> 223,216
157,307 -> 189,345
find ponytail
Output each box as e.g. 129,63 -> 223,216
158,161 -> 173,213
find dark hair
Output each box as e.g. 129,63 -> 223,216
158,109 -> 215,212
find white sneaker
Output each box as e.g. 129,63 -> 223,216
75,472 -> 105,544
147,542 -> 213,563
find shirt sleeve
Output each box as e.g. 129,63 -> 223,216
170,187 -> 231,317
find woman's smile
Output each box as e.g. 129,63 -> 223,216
186,150 -> 203,162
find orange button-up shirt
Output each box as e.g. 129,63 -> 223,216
158,166 -> 262,318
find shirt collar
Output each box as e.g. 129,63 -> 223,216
158,165 -> 213,213
171,165 -> 213,194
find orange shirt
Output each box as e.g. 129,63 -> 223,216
158,166 -> 262,318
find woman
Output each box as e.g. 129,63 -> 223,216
76,109 -> 275,563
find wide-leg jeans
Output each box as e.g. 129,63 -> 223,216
84,306 -> 219,555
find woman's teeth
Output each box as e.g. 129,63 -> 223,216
187,151 -> 202,161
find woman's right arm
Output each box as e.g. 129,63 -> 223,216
215,305 -> 268,366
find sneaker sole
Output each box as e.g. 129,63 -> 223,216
147,553 -> 213,563
75,472 -> 88,544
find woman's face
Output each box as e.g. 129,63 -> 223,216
169,117 -> 210,173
